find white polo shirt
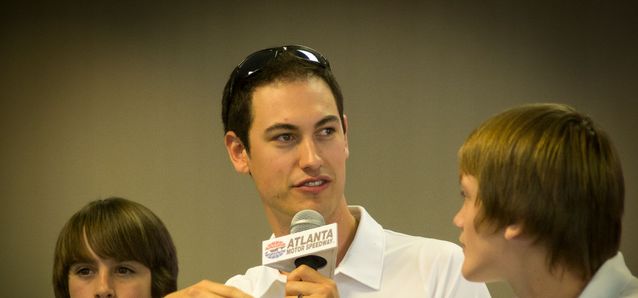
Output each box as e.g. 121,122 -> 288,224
226,206 -> 490,297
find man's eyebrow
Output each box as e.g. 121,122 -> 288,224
315,115 -> 340,128
264,115 -> 340,134
264,123 -> 298,134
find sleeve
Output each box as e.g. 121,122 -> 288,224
428,242 -> 492,298
225,266 -> 287,298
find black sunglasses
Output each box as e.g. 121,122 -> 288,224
229,45 -> 330,92
223,45 -> 331,123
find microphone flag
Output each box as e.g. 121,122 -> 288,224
262,223 -> 337,277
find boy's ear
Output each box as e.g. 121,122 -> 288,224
224,132 -> 250,174
504,224 -> 524,240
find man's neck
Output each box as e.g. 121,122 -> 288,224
333,206 -> 358,265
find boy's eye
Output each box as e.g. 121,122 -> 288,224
76,268 -> 92,276
115,266 -> 135,275
460,190 -> 468,199
70,265 -> 95,277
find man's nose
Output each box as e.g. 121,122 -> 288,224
298,139 -> 323,171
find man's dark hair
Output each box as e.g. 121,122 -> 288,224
221,47 -> 344,153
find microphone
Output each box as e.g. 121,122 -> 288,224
290,210 -> 328,270
262,209 -> 338,277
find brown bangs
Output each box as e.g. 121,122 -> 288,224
82,205 -> 151,265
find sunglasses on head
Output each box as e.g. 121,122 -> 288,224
230,45 -> 330,87
224,45 -> 331,122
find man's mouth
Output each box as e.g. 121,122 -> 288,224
294,177 -> 331,189
303,180 -> 326,187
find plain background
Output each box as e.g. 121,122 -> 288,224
2,1 -> 636,297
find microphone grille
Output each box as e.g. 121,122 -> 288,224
290,209 -> 325,234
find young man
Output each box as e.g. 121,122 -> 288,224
169,45 -> 489,298
454,103 -> 638,297
221,45 -> 488,297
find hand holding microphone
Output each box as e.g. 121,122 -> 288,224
285,264 -> 340,298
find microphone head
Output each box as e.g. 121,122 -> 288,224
290,209 -> 325,234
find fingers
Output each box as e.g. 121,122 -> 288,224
164,280 -> 253,298
286,265 -> 328,283
285,265 -> 339,298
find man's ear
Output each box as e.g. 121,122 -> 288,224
343,114 -> 349,158
224,131 -> 250,174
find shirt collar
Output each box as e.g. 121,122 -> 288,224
334,206 -> 385,290
579,252 -> 636,297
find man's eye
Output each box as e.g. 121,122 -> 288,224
317,127 -> 336,137
275,134 -> 295,142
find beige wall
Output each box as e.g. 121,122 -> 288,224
2,2 -> 636,297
